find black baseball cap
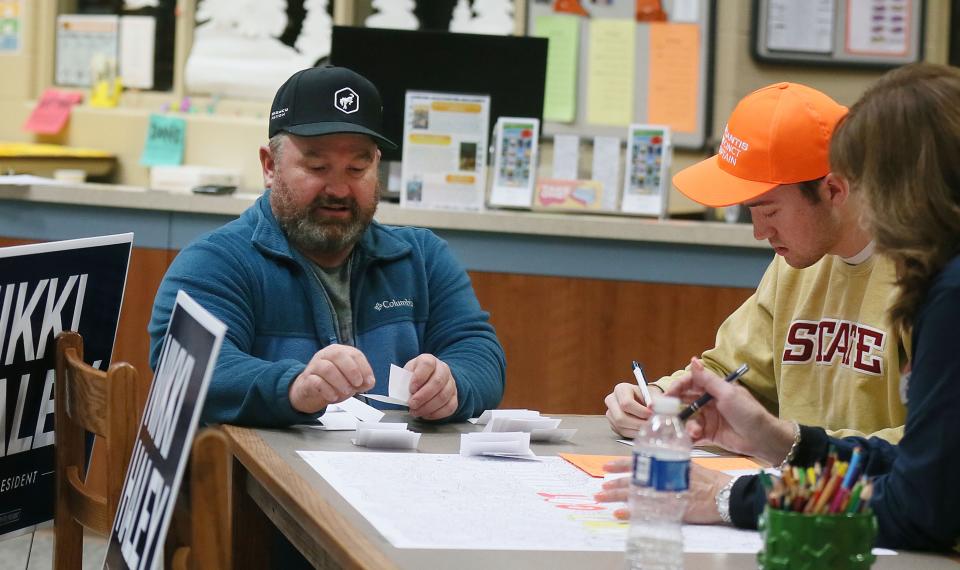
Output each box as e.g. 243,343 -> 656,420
268,66 -> 397,149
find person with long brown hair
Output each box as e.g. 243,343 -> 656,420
599,63 -> 960,551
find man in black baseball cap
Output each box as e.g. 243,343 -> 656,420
268,65 -> 397,149
149,66 -> 505,429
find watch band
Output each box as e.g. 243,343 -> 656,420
778,420 -> 802,471
716,476 -> 738,524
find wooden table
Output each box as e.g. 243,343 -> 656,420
222,414 -> 958,570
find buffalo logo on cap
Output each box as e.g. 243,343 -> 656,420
334,87 -> 359,115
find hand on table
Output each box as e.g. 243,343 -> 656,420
594,458 -> 731,524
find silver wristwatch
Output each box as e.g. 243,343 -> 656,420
715,477 -> 737,524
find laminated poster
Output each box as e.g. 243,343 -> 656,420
489,117 -> 540,209
400,91 -> 490,211
621,124 -> 671,217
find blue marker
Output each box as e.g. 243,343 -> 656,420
842,447 -> 863,490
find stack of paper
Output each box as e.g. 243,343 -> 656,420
460,432 -> 537,459
352,423 -> 421,450
472,409 -> 577,443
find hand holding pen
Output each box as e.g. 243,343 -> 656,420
667,357 -> 798,464
603,363 -> 658,438
678,363 -> 749,421
631,360 -> 653,406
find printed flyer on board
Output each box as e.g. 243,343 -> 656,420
400,91 -> 490,211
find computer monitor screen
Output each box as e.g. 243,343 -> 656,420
330,26 -> 547,162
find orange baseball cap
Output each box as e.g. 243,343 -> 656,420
673,82 -> 848,207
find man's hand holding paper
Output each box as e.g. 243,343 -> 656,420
289,344 -> 377,414
405,353 -> 459,420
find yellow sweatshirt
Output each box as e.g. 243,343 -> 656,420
654,253 -> 906,442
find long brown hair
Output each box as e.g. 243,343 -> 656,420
831,63 -> 960,334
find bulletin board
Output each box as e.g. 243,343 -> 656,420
527,0 -> 715,150
751,0 -> 925,68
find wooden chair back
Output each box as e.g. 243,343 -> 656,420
53,330 -> 148,570
171,427 -> 233,570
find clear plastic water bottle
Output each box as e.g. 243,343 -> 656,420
625,396 -> 691,570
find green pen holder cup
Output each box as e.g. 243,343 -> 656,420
757,507 -> 877,570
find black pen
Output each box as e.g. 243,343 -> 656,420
677,363 -> 750,421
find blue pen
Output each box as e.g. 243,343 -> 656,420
631,360 -> 653,406
842,447 -> 863,490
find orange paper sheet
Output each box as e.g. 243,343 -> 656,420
559,453 -> 625,478
647,23 -> 700,134
560,453 -> 762,478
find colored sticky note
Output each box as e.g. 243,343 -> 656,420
586,19 -> 635,126
22,89 -> 83,135
647,23 -> 700,134
534,14 -> 580,123
559,453 -> 626,478
140,113 -> 186,166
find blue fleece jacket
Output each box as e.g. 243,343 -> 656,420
148,193 -> 506,427
730,254 -> 960,552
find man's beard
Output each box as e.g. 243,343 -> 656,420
270,176 -> 379,256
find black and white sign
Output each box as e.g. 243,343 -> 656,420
104,291 -> 225,570
0,234 -> 132,540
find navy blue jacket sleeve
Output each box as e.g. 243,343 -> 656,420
149,239 -> 318,427
730,262 -> 960,552
420,235 -> 506,421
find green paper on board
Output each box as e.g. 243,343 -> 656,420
534,14 -> 579,123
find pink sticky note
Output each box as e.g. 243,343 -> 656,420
23,89 -> 84,135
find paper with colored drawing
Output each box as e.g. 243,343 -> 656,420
296,451 -> 764,552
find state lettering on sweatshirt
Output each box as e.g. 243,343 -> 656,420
781,318 -> 886,375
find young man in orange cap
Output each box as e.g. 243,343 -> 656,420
605,82 -> 906,446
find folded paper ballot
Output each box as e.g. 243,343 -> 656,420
333,396 -> 387,423
460,432 -> 538,459
363,364 -> 413,406
311,396 -> 387,430
474,410 -> 577,442
469,409 -> 542,425
351,422 -> 421,450
483,416 -> 561,432
529,428 -> 577,443
314,411 -> 359,431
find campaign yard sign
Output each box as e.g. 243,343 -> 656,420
104,290 -> 225,570
0,234 -> 132,540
